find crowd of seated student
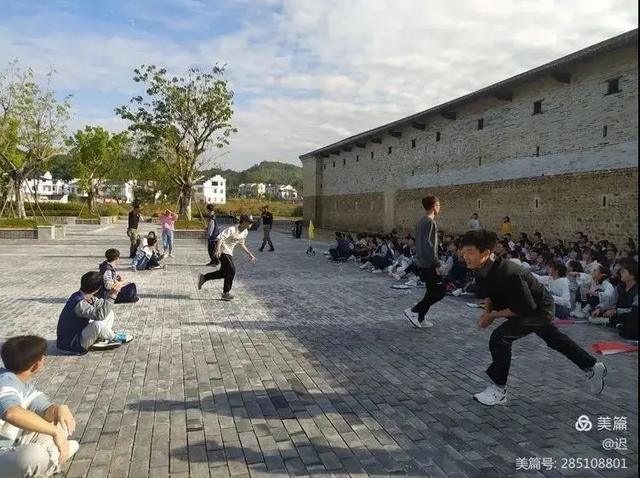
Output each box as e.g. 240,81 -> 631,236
325,227 -> 638,339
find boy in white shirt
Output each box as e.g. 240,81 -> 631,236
197,215 -> 257,300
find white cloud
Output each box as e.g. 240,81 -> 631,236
1,0 -> 637,171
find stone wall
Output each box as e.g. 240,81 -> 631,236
302,42 -> 638,246
313,168 -> 638,244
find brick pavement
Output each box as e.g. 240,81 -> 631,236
0,223 -> 637,477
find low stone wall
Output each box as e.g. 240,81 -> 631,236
174,229 -> 206,239
26,216 -> 76,225
0,228 -> 38,239
76,218 -> 100,225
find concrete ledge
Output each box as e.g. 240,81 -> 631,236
0,228 -> 38,239
27,216 -> 76,224
76,218 -> 100,225
174,229 -> 206,239
36,225 -> 55,240
54,225 -> 66,238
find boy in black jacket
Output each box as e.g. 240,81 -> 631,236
461,230 -> 606,406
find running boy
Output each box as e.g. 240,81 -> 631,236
198,214 -> 257,301
461,230 -> 606,406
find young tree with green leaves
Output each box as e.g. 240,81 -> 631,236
66,126 -> 130,212
116,64 -> 236,219
0,62 -> 71,218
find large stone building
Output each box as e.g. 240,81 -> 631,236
299,30 -> 638,243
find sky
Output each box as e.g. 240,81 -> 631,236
1,0 -> 637,171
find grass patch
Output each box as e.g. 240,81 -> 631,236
0,218 -> 50,228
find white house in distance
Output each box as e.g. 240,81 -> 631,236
195,175 -> 226,204
238,182 -> 299,200
20,172 -> 87,202
101,180 -> 136,203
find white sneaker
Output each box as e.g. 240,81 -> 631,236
404,278 -> 418,287
391,273 -> 402,280
588,316 -> 609,326
169,253 -> 174,258
452,288 -> 462,297
573,310 -> 587,319
359,261 -> 371,270
570,304 -> 582,317
582,304 -> 592,315
415,319 -> 433,328
67,439 -> 80,462
586,362 -> 607,394
371,269 -> 382,274
473,384 -> 507,406
403,308 -> 420,328
383,266 -> 391,273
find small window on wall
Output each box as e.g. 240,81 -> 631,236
606,78 -> 621,95
332,161 -> 335,167
436,131 -> 441,142
356,155 -> 359,162
411,139 -> 416,148
410,200 -> 415,209
343,158 -> 346,166
533,100 -> 543,115
477,118 -> 484,130
478,157 -> 482,167
603,125 -> 608,137
320,183 -> 323,189
601,195 -> 609,209
388,146 -> 392,154
534,198 -> 540,209
436,163 -> 440,173
535,146 -> 540,157
477,199 -> 481,210
371,151 -> 374,159
411,170 -> 415,176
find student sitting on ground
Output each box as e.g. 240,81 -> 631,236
132,236 -> 164,271
329,232 -> 352,261
507,248 -> 523,266
590,260 -> 638,328
361,235 -> 394,273
0,336 -> 80,476
56,272 -> 134,354
99,249 -> 139,303
443,244 -> 471,294
573,265 -> 616,319
389,238 -> 415,278
533,260 -> 572,319
581,248 -> 601,275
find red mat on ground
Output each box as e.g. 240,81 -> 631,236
591,342 -> 639,355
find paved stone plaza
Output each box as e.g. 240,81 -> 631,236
0,223 -> 637,478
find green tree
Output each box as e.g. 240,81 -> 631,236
116,64 -> 237,219
66,126 -> 130,212
0,62 -> 71,218
48,154 -> 77,182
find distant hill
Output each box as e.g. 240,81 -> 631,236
202,161 -> 302,196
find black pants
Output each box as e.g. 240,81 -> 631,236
207,239 -> 219,265
203,253 -> 235,293
487,318 -> 596,386
412,267 -> 446,320
260,225 -> 274,251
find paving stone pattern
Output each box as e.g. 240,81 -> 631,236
0,223 -> 637,477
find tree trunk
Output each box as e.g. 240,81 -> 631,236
179,183 -> 192,220
13,175 -> 26,219
87,190 -> 94,213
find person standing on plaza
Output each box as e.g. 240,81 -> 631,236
198,214 -> 257,301
500,216 -> 513,237
159,209 -> 178,257
127,202 -> 143,258
468,213 -> 481,231
259,205 -> 275,252
460,229 -> 606,406
205,204 -> 220,266
404,196 -> 446,328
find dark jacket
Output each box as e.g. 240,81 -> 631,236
261,212 -> 273,226
128,210 -> 140,229
56,291 -> 89,354
476,256 -> 555,324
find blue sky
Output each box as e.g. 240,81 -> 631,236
1,0 -> 637,171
